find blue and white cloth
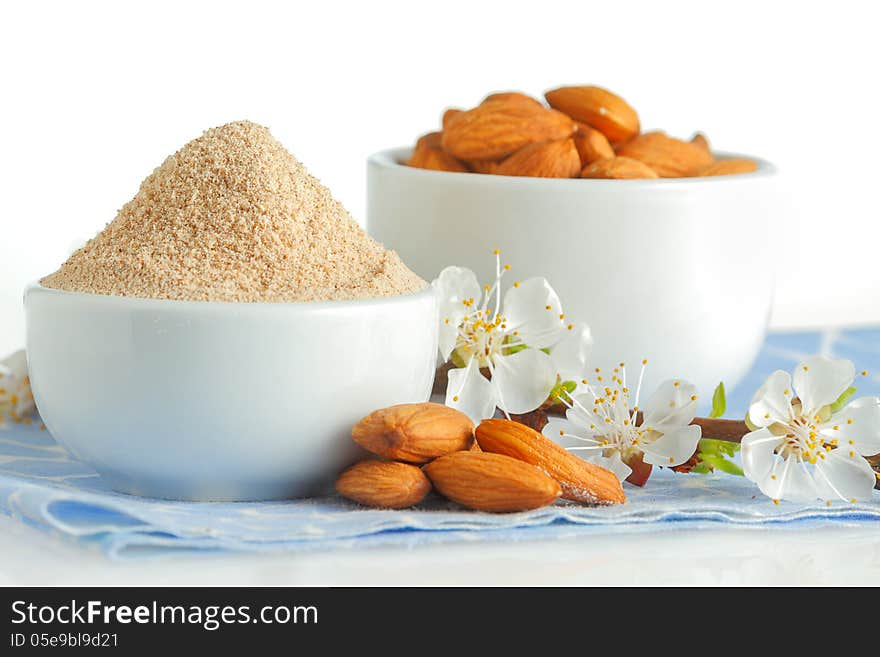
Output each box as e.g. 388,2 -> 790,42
1,328 -> 879,558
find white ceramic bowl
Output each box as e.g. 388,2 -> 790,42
368,148 -> 778,399
24,283 -> 437,501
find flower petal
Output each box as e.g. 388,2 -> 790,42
544,418 -> 601,450
641,424 -> 702,467
758,455 -> 817,503
564,392 -> 604,432
437,321 -> 460,364
594,452 -> 633,482
821,397 -> 880,456
501,277 -> 565,349
0,349 -> 35,418
813,449 -> 876,502
0,349 -> 28,377
640,379 -> 699,433
793,355 -> 855,417
747,370 -> 793,428
491,348 -> 557,415
446,359 -> 497,423
432,267 -> 482,361
741,427 -> 781,482
550,322 -> 593,383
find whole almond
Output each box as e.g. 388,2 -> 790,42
496,139 -> 581,178
475,418 -> 626,505
573,122 -> 615,166
407,132 -> 469,173
581,156 -> 658,179
690,132 -> 710,152
424,451 -> 561,513
466,158 -> 501,175
442,108 -> 464,131
616,131 -> 713,177
482,91 -> 544,107
545,85 -> 640,143
352,402 -> 474,463
694,157 -> 758,176
416,131 -> 442,149
336,460 -> 431,509
442,101 -> 575,161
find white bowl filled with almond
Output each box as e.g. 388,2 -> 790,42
368,84 -> 777,398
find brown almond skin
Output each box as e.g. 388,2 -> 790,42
466,158 -> 501,175
352,402 -> 475,463
573,122 -> 615,166
581,156 -> 658,179
415,131 -> 442,149
545,85 -> 640,143
616,131 -> 713,177
441,101 -> 575,161
336,460 -> 431,509
475,419 -> 626,505
496,139 -> 581,178
694,158 -> 758,176
442,108 -> 464,131
424,451 -> 561,513
690,132 -> 710,152
482,91 -> 544,107
407,132 -> 469,173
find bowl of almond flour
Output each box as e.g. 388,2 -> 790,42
24,121 -> 437,501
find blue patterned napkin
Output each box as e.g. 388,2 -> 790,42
1,328 -> 879,558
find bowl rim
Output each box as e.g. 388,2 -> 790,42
24,280 -> 436,312
369,146 -> 777,186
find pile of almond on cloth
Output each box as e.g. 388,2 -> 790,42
336,403 -> 625,513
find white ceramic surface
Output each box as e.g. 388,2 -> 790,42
368,148 -> 778,399
24,284 -> 438,501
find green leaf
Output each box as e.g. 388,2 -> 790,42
709,382 -> 726,419
830,386 -> 857,414
713,459 -> 745,476
550,380 -> 576,403
691,437 -> 743,477
717,441 -> 739,457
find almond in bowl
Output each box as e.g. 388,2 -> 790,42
404,84 -> 758,179
368,86 -> 776,399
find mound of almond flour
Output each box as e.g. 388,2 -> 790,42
42,121 -> 425,302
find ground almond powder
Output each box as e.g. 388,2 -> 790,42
42,121 -> 425,303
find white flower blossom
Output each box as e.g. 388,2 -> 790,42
433,252 -> 591,423
545,360 -> 702,485
742,355 -> 880,505
0,350 -> 36,427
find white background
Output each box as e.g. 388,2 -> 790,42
2,1 -> 880,585
2,0 -> 880,355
